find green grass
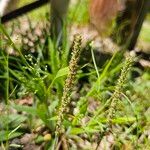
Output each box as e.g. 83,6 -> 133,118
0,1 -> 150,149
18,0 -> 49,21
139,21 -> 150,42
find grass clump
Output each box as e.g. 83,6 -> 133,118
0,21 -> 149,148
0,1 -> 149,149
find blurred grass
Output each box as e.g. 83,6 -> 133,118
18,0 -> 89,24
18,0 -> 49,21
19,0 -> 150,45
138,15 -> 150,51
139,15 -> 150,43
68,0 -> 89,24
139,23 -> 150,42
